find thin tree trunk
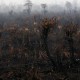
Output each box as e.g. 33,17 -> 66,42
67,34 -> 75,66
42,27 -> 57,70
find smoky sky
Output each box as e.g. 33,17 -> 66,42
0,0 -> 79,6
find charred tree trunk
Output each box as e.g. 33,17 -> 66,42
65,31 -> 75,66
42,27 -> 57,69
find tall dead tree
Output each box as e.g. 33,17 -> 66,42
41,18 -> 57,70
73,0 -> 77,12
41,4 -> 47,17
24,0 -> 32,16
24,0 -> 32,26
65,1 -> 72,12
65,1 -> 72,21
64,23 -> 78,67
73,0 -> 78,24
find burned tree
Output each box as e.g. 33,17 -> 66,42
41,4 -> 47,17
64,22 -> 78,67
41,18 -> 57,69
24,0 -> 32,16
65,1 -> 72,12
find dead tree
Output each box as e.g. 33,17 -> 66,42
41,4 -> 47,17
65,1 -> 72,13
64,22 -> 78,67
24,0 -> 32,16
41,18 -> 57,70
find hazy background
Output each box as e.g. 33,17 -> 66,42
0,0 -> 79,26
0,0 -> 79,13
0,0 -> 78,5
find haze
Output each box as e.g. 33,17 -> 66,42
0,0 -> 78,6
